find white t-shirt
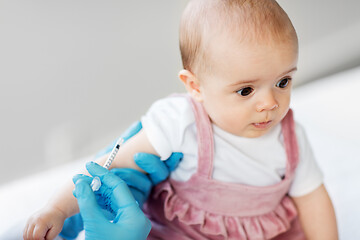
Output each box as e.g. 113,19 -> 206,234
141,95 -> 323,197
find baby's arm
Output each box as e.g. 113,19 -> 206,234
97,128 -> 158,173
292,184 -> 338,240
24,129 -> 158,240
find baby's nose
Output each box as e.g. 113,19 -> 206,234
256,91 -> 279,112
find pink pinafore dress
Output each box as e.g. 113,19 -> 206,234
144,96 -> 306,240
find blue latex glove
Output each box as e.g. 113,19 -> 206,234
111,151 -> 183,207
60,152 -> 183,240
72,162 -> 151,240
60,121 -> 183,239
93,121 -> 182,206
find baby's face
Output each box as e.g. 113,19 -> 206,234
199,37 -> 298,138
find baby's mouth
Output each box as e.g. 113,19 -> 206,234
252,120 -> 272,129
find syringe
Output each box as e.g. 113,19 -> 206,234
91,137 -> 124,191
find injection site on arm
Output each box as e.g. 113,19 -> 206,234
91,137 -> 124,191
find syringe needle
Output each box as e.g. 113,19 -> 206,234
90,138 -> 124,191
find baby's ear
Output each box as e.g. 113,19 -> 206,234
178,69 -> 203,102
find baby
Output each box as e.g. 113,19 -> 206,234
25,0 -> 338,239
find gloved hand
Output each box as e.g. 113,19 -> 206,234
111,151 -> 183,207
60,121 -> 183,239
96,121 -> 182,204
72,162 -> 151,240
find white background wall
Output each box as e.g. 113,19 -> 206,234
1,0 -> 360,185
279,0 -> 360,83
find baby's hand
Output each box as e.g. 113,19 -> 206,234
23,206 -> 66,240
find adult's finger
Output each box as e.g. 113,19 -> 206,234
72,174 -> 92,185
74,179 -> 106,222
59,213 -> 84,240
133,153 -> 169,185
164,152 -> 183,172
110,168 -> 152,193
86,162 -> 137,208
110,168 -> 151,206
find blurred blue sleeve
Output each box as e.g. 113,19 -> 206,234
94,121 -> 143,159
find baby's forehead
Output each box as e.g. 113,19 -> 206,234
201,24 -> 298,77
202,1 -> 296,44
205,27 -> 298,57
180,0 -> 297,77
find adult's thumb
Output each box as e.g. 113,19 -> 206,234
74,179 -> 106,222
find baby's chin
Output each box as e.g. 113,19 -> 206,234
230,125 -> 277,138
242,129 -> 272,138
213,124 -> 273,139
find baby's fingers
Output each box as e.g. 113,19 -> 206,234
23,220 -> 46,240
46,224 -> 64,240
32,222 -> 48,239
23,221 -> 34,240
23,218 -> 37,240
22,220 -> 29,239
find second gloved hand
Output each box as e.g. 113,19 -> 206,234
111,151 -> 183,207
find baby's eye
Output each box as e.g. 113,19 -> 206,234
237,87 -> 254,96
276,78 -> 291,88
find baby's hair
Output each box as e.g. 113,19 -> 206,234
179,0 -> 298,78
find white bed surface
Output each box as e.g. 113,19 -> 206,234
1,66 -> 360,239
291,66 -> 360,239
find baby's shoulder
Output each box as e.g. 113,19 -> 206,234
290,121 -> 314,158
146,93 -> 195,127
149,94 -> 193,118
293,121 -> 307,141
